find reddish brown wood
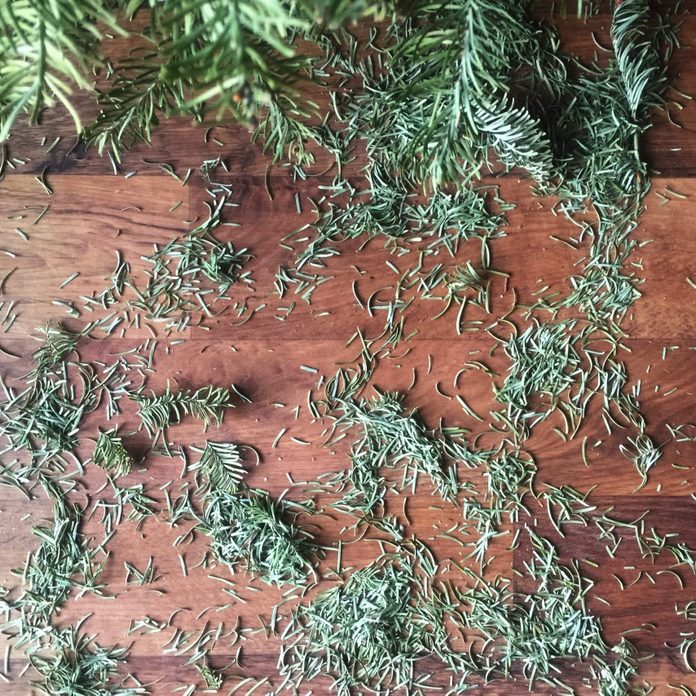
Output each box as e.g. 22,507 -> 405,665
2,9 -> 696,695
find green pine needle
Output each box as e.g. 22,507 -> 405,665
93,429 -> 134,478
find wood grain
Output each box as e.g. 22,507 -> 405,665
2,7 -> 696,696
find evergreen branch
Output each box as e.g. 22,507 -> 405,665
251,96 -> 322,167
474,96 -> 553,182
363,0 -> 554,186
93,428 -> 134,477
611,0 -> 663,117
193,440 -> 247,492
87,0 -> 313,157
87,58 -> 196,162
0,0 -> 124,139
131,384 -> 239,438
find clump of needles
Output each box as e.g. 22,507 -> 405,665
0,0 -> 689,695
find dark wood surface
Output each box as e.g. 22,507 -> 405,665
1,6 -> 696,695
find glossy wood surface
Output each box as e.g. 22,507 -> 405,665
1,4 -> 696,694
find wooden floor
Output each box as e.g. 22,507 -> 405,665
2,6 -> 696,695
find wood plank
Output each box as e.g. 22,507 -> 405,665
2,7 -> 696,694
